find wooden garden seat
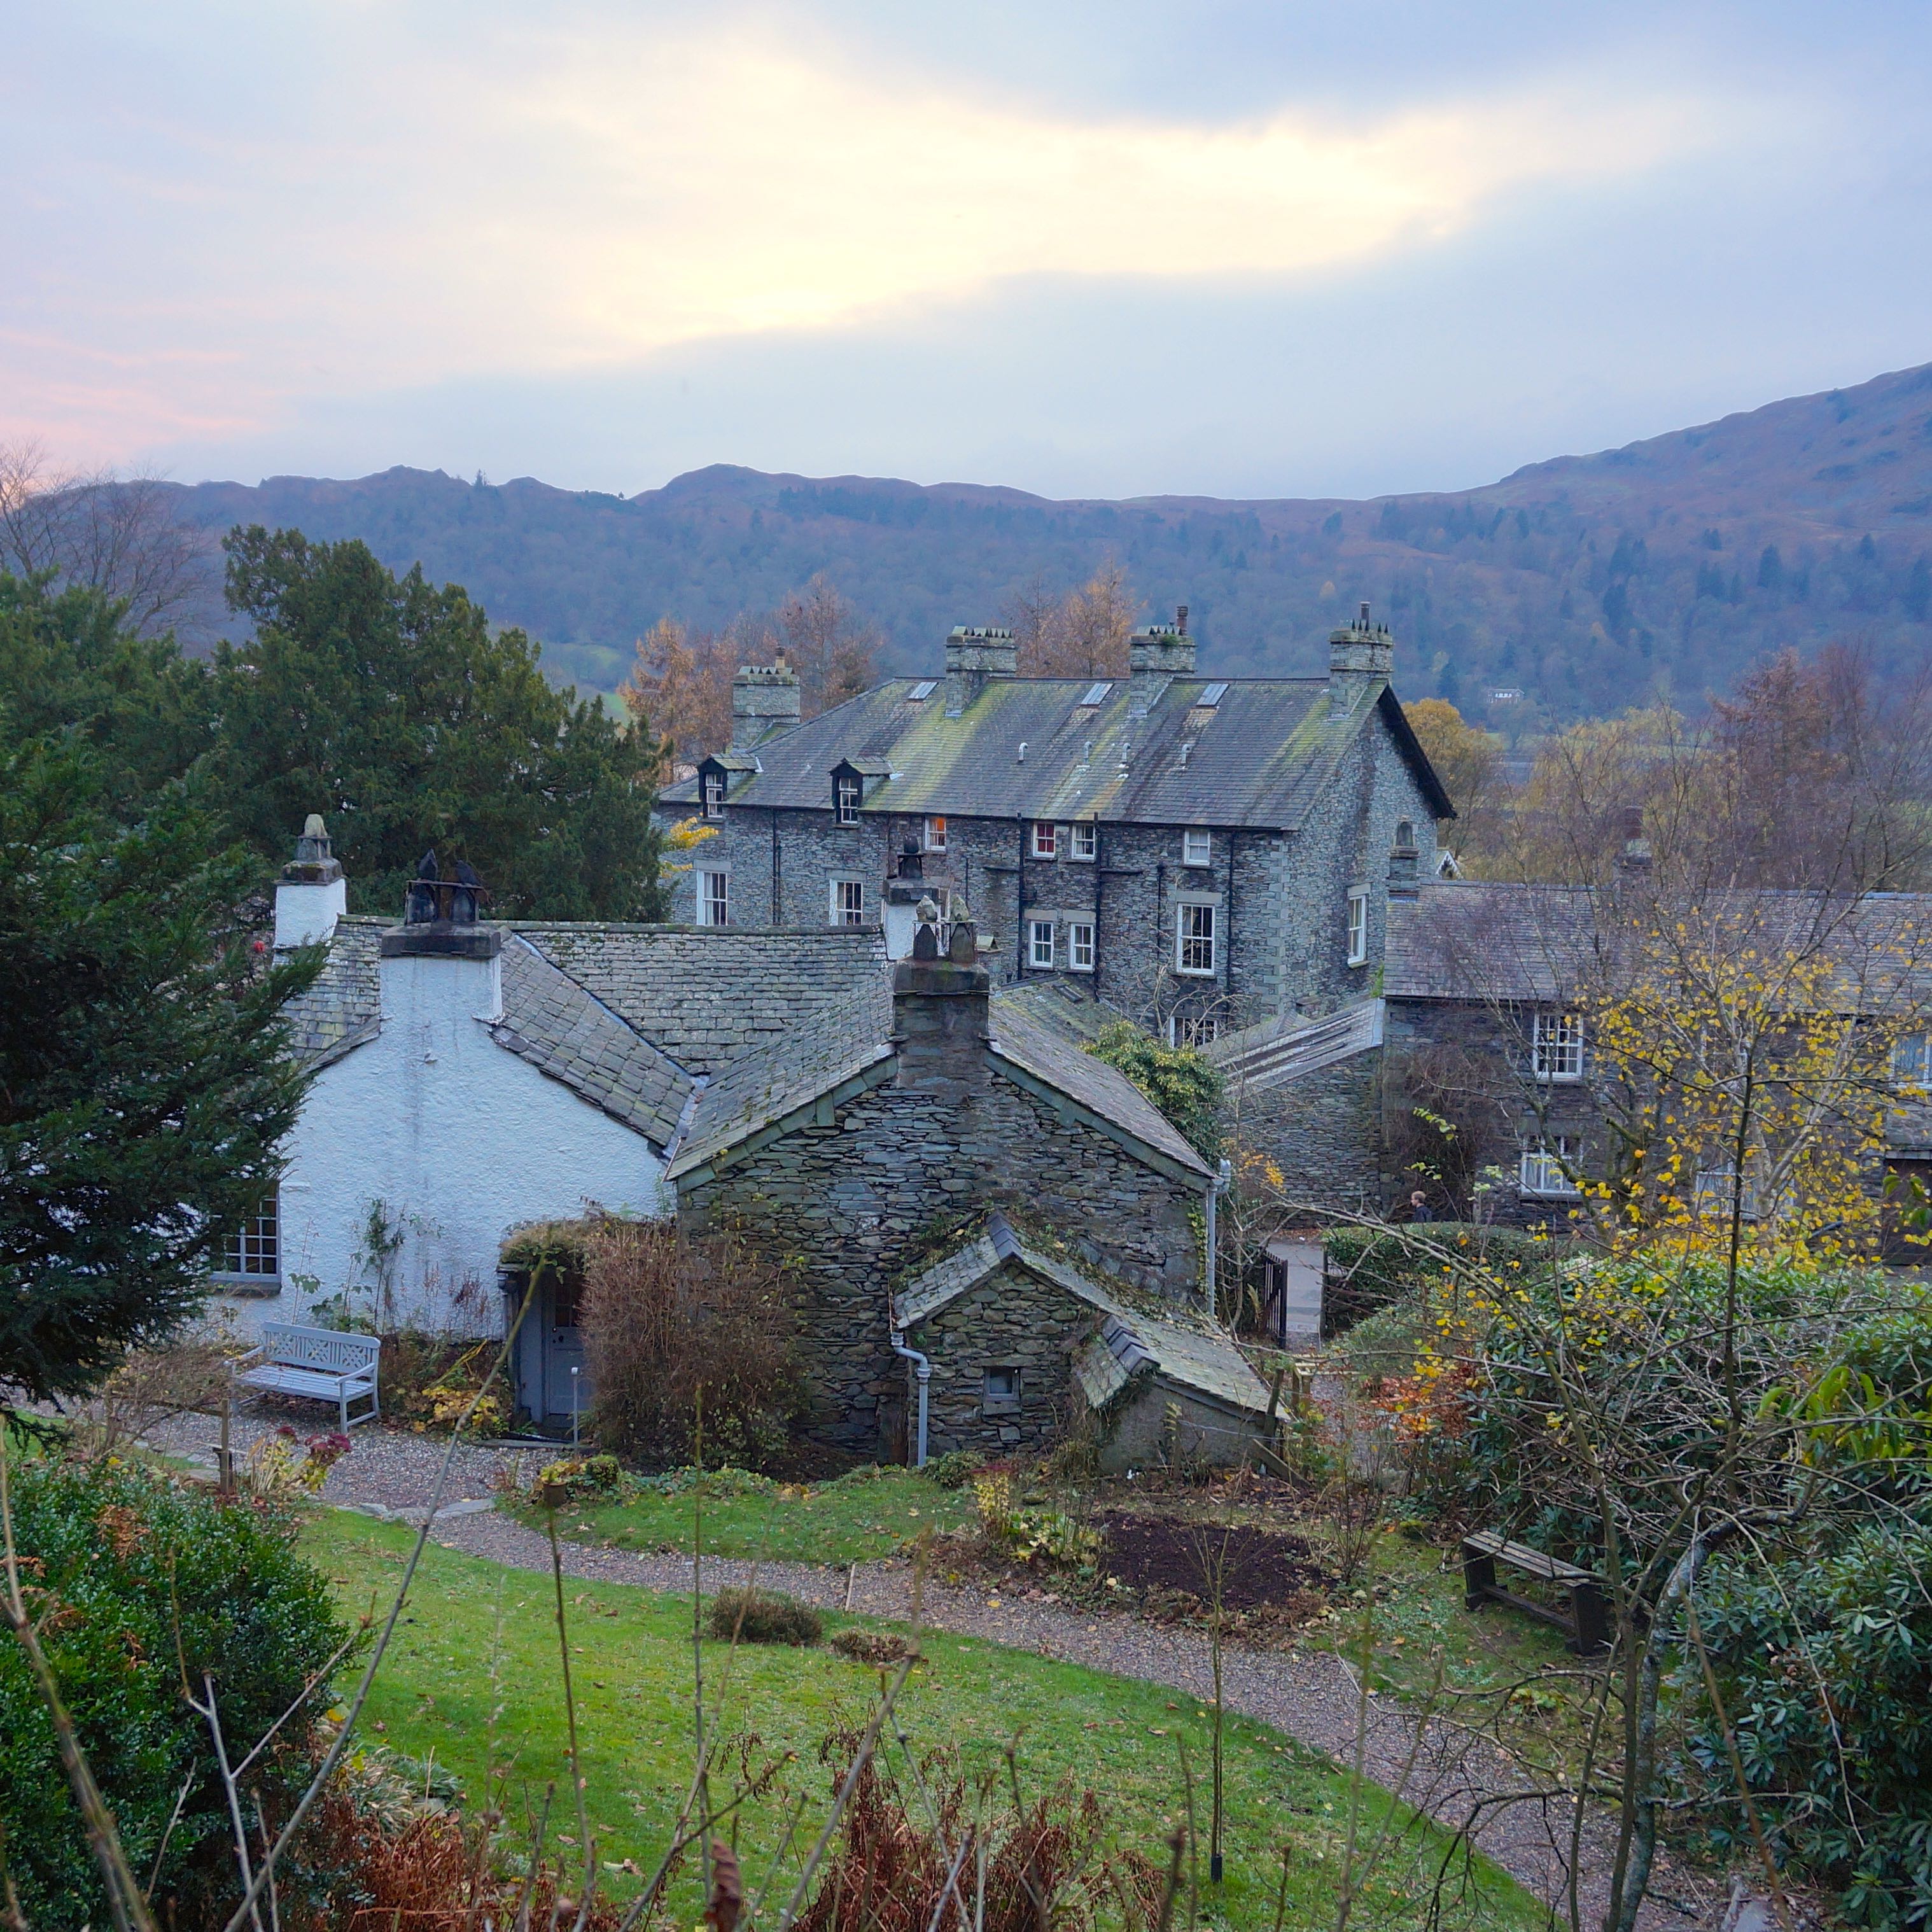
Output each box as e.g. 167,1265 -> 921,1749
1461,1528 -> 1609,1654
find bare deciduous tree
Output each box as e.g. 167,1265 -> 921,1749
1004,562 -> 1138,678
0,440 -> 220,640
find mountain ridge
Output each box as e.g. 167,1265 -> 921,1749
167,361 -> 1932,725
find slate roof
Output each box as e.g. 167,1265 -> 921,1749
891,1212 -> 1128,1329
989,1005 -> 1213,1177
1386,881 -> 1932,1007
1208,998 -> 1384,1091
892,1214 -> 1270,1418
487,938 -> 695,1144
279,916 -> 382,1068
990,979 -> 1123,1046
664,977 -> 895,1180
516,925 -> 889,1075
662,674 -> 1452,829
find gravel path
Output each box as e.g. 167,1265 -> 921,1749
146,1409 -> 1719,1929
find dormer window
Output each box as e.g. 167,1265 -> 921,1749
836,775 -> 860,825
703,771 -> 725,820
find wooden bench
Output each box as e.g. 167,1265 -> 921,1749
1462,1529 -> 1609,1655
235,1324 -> 381,1429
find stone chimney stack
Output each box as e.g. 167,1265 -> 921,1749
1329,601 -> 1394,711
1128,609 -> 1196,717
731,661 -> 802,750
891,923 -> 990,1106
943,626 -> 1016,717
274,815 -> 347,950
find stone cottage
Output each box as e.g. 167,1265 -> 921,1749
664,924 -> 1270,1460
655,604 -> 1453,1050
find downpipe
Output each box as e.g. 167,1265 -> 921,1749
890,1330 -> 930,1469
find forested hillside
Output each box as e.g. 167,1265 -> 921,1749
164,361 -> 1932,724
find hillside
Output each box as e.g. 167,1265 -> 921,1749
166,361 -> 1932,725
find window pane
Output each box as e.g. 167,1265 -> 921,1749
1029,920 -> 1055,967
1032,822 -> 1057,858
1070,922 -> 1094,970
1177,903 -> 1215,974
1183,829 -> 1210,866
1072,823 -> 1096,860
223,1195 -> 279,1277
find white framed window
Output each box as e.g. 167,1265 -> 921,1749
698,868 -> 729,927
836,775 -> 860,825
1893,1033 -> 1932,1089
1532,1011 -> 1585,1081
1175,902 -> 1216,976
221,1194 -> 280,1280
1167,1012 -> 1221,1048
924,815 -> 948,853
1520,1137 -> 1582,1198
1070,921 -> 1095,971
1345,887 -> 1369,966
1028,919 -> 1056,969
983,1366 -> 1021,1415
1031,822 -> 1060,860
1695,1161 -> 1763,1223
830,877 -> 865,926
702,771 -> 725,820
1182,828 -> 1211,867
1070,823 -> 1097,862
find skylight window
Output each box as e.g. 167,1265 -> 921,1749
909,680 -> 937,701
1079,682 -> 1112,706
1199,682 -> 1229,706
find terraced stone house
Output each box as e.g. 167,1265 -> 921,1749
656,604 -> 1453,1050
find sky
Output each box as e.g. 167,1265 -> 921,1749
6,1 -> 1932,501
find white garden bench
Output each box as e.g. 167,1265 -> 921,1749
235,1324 -> 381,1429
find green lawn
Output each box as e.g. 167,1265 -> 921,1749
304,1510 -> 1548,1929
513,1465 -> 978,1565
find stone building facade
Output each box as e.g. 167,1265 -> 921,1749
656,606 -> 1452,1048
665,939 -> 1264,1455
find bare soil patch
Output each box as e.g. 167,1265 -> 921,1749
1094,1510 -> 1331,1611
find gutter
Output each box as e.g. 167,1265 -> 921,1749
889,1329 -> 931,1468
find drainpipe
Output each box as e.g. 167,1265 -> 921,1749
890,1329 -> 930,1468
1204,1158 -> 1233,1315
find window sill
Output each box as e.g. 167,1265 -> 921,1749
207,1274 -> 283,1297
1173,967 -> 1217,979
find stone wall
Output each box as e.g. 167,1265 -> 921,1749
678,1057 -> 1203,1454
904,1257 -> 1095,1457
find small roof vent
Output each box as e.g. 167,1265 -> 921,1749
1199,681 -> 1228,707
1078,680 -> 1112,706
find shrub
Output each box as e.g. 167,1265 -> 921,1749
1322,1222 -> 1570,1335
1683,1525 -> 1932,1928
921,1449 -> 985,1490
829,1628 -> 914,1666
1084,1020 -> 1225,1161
708,1587 -> 823,1646
581,1219 -> 807,1469
531,1453 -> 624,1503
0,1457 -> 350,1928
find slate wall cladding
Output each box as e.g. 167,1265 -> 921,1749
678,1068 -> 1202,1453
911,1258 -> 1093,1456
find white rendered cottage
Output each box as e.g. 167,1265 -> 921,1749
228,823 -> 683,1346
